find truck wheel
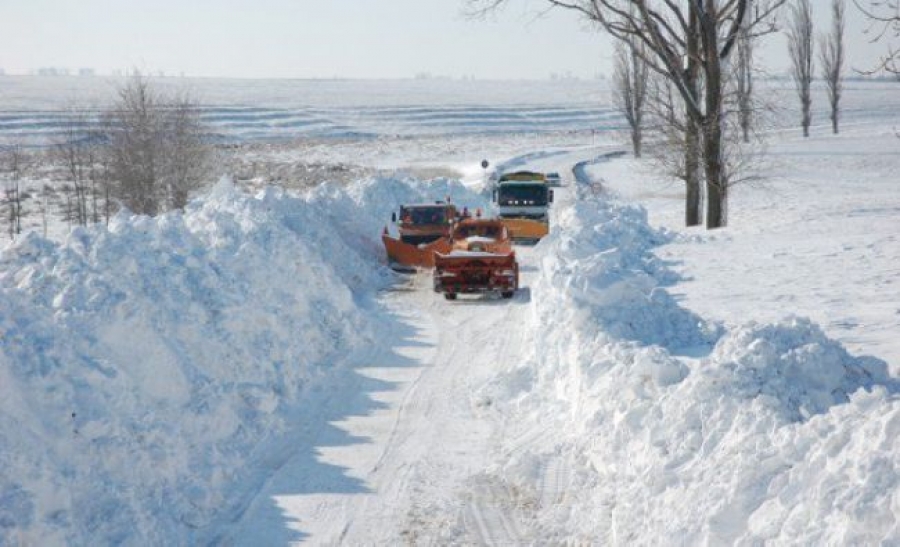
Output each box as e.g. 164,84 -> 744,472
444,293 -> 458,300
501,291 -> 514,299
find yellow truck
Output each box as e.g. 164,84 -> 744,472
492,171 -> 553,243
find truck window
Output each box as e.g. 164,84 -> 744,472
400,207 -> 447,225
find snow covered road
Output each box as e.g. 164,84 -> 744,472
223,153 -> 589,544
226,247 -> 544,545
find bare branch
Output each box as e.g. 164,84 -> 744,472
853,0 -> 900,73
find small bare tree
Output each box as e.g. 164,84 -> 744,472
820,0 -> 846,134
2,145 -> 26,239
104,71 -> 211,216
104,72 -> 164,216
161,92 -> 212,210
612,37 -> 649,158
788,0 -> 815,137
51,109 -> 99,226
39,184 -> 50,238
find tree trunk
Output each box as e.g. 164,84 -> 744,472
685,120 -> 702,227
702,0 -> 727,229
706,165 -> 725,228
684,5 -> 703,227
632,127 -> 642,159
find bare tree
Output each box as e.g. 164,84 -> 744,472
820,0 -> 846,134
104,72 -> 164,216
2,146 -> 26,239
612,37 -> 649,158
39,184 -> 50,238
736,20 -> 754,143
645,71 -> 703,225
103,71 -> 211,216
469,0 -> 786,229
854,0 -> 900,74
634,9 -> 703,226
684,5 -> 703,227
788,0 -> 814,137
51,108 -> 101,226
161,92 -> 212,210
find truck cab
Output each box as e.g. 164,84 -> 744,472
392,203 -> 457,245
383,202 -> 458,271
495,180 -> 552,222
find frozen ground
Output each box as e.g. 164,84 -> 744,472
1,78 -> 899,545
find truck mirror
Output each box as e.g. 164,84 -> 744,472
492,190 -> 497,202
549,190 -> 554,203
391,212 -> 397,223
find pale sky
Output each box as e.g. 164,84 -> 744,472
1,1 -> 893,79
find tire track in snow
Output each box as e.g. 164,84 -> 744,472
369,304 -> 435,474
538,451 -> 573,510
463,476 -> 530,546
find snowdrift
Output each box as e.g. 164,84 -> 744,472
0,176 -> 485,545
486,185 -> 900,544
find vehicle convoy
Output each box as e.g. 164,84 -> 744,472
382,203 -> 457,270
433,217 -> 519,300
492,171 -> 553,243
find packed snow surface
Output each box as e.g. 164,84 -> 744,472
1,79 -> 899,545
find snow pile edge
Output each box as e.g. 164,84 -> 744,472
0,175 -> 485,545
490,188 -> 900,544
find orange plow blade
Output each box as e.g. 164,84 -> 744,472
382,234 -> 452,271
500,218 -> 549,243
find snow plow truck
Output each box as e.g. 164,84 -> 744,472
433,217 -> 518,300
492,171 -> 554,243
382,203 -> 457,271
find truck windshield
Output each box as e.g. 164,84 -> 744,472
498,184 -> 548,206
400,207 -> 447,225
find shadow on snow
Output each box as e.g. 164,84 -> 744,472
211,294 -> 433,545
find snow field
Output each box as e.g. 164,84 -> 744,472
0,175 -> 486,545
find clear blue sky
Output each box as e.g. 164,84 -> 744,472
1,0 -> 890,79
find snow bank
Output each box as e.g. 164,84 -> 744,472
0,175 -> 482,545
486,188 -> 900,544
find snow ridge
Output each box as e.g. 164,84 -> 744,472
487,187 -> 900,544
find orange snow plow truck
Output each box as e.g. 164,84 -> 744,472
433,218 -> 519,300
382,203 -> 457,271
